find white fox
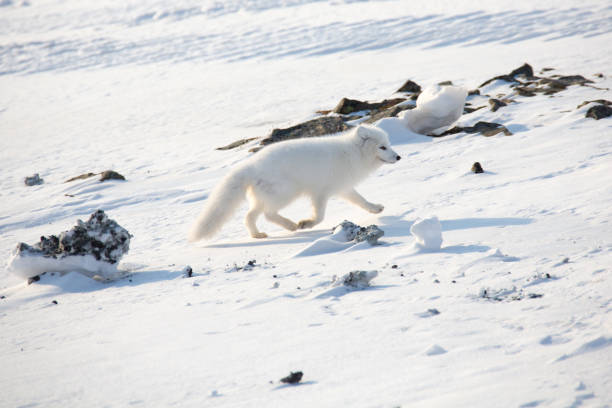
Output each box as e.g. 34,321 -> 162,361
189,125 -> 401,240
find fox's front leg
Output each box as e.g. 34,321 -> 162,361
340,188 -> 384,213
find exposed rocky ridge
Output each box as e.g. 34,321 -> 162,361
217,63 -> 607,150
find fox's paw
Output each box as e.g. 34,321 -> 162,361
297,220 -> 315,229
368,204 -> 384,214
251,232 -> 268,239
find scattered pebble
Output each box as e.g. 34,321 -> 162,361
272,282 -> 280,289
335,270 -> 378,289
183,265 -> 193,278
27,275 -> 41,285
280,371 -> 303,384
51,300 -> 58,305
471,162 -> 484,173
391,264 -> 398,269
24,173 -> 44,186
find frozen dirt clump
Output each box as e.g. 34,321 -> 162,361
410,216 -> 443,250
7,210 -> 131,280
334,270 -> 378,289
24,173 -> 44,186
332,220 -> 384,245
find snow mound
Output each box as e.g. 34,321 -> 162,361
294,221 -> 384,257
7,210 -> 131,281
399,85 -> 467,135
424,344 -> 447,356
410,216 -> 443,250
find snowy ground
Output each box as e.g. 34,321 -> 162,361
1,1 -> 611,407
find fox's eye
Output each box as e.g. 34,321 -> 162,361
379,146 -> 387,150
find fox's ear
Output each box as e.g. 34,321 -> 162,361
356,125 -> 372,141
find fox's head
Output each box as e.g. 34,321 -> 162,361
355,125 -> 401,164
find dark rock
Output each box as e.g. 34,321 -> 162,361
0,295 -> 5,299
256,116 -> 349,149
15,210 -> 131,265
471,162 -> 484,174
338,270 -> 378,289
509,63 -> 534,78
280,371 -> 303,384
364,104 -> 414,124
435,121 -> 513,137
553,75 -> 593,86
99,170 -> 125,182
585,104 -> 612,120
24,173 -> 44,186
184,266 -> 193,278
333,220 -> 384,245
489,98 -> 507,112
576,99 -> 611,109
391,264 -> 398,269
65,173 -> 97,183
438,80 -> 453,86
332,97 -> 405,115
52,300 -> 58,304
479,63 -> 535,87
468,89 -> 480,96
216,137 -> 257,151
396,79 -> 422,93
463,106 -> 485,114
27,275 -> 41,284
540,67 -> 555,73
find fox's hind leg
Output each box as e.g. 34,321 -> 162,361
297,195 -> 328,229
265,212 -> 298,231
245,196 -> 267,239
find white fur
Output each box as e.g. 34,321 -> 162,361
189,125 -> 400,240
399,85 -> 467,135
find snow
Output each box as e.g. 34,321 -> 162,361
410,216 -> 443,250
1,1 -> 612,407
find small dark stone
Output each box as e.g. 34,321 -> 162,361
184,266 -> 193,278
527,293 -> 543,299
65,173 -> 97,183
99,170 -> 125,182
364,104 -> 414,124
216,137 -> 258,151
586,104 -> 612,120
273,274 -> 278,278
471,162 -> 484,174
1,295 -> 6,299
436,121 -> 512,137
391,264 -> 398,269
509,63 -> 534,79
52,300 -> 58,304
332,97 -> 406,115
489,98 -> 507,112
562,257 -> 569,264
463,106 -> 485,114
479,63 -> 535,87
247,260 -> 256,267
27,275 -> 41,285
451,280 -> 456,283
280,371 -> 303,384
468,89 -> 480,96
438,80 -> 453,86
545,273 -> 551,279
433,279 -> 440,283
396,79 -> 422,93
427,308 -> 440,315
576,99 -> 611,109
24,173 -> 44,186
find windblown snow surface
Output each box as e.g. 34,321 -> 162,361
1,1 -> 611,407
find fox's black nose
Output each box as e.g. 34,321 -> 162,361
396,155 -> 401,161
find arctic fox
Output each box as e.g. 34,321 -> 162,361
189,125 -> 401,240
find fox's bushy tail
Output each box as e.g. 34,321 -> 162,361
188,168 -> 249,241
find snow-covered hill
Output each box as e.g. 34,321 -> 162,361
1,1 -> 611,407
